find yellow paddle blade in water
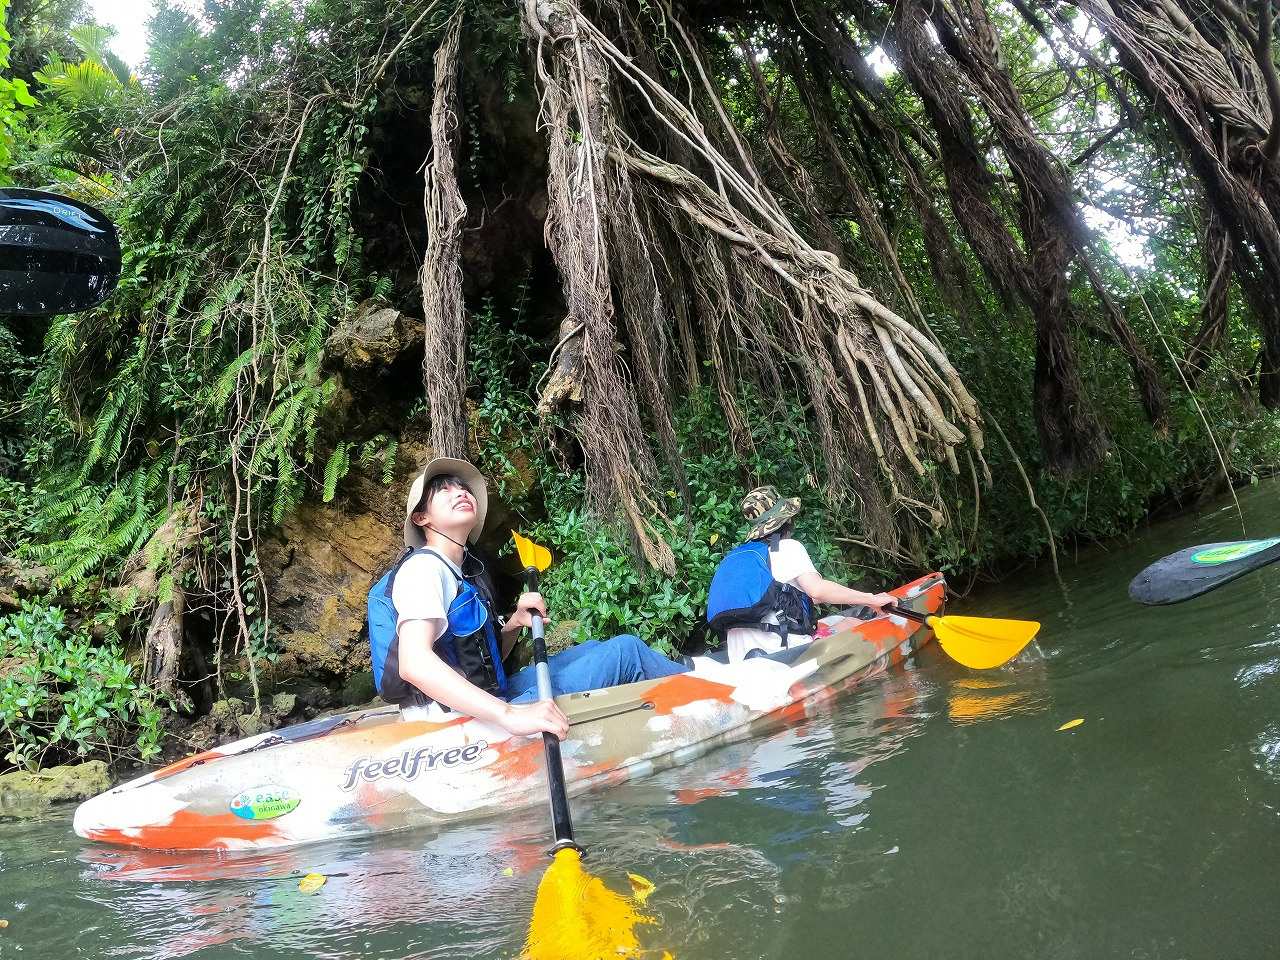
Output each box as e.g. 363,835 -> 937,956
522,848 -> 670,960
512,530 -> 553,573
931,614 -> 1039,670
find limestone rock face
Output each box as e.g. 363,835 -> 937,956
256,417 -> 535,685
258,498 -> 404,678
257,437 -> 435,678
250,299 -> 435,681
324,300 -> 423,370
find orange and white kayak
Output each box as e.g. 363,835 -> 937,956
74,573 -> 945,851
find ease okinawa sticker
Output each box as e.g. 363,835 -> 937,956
1191,538 -> 1280,566
230,785 -> 301,820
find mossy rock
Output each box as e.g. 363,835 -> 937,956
0,760 -> 111,811
236,713 -> 270,737
544,619 -> 580,656
341,670 -> 378,706
209,697 -> 247,721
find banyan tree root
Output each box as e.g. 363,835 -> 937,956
420,7 -> 469,459
118,503 -> 206,709
520,0 -> 986,560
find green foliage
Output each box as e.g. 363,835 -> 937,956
468,288 -> 542,503
2,0 -> 86,82
3,0 -> 1280,731
357,434 -> 399,486
0,0 -> 38,182
7,0 -> 423,591
0,601 -> 164,771
531,460 -> 735,655
465,292 -> 866,655
322,442 -> 352,502
0,0 -> 448,714
529,387 -> 860,654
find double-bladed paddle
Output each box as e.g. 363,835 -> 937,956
0,187 -> 121,315
889,604 -> 1039,669
510,531 -> 667,960
1128,537 -> 1280,605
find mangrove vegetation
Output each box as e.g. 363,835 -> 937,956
3,0 -> 1280,774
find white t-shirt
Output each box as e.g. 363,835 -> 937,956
726,538 -> 818,661
390,549 -> 462,641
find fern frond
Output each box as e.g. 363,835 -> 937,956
321,442 -> 350,502
211,344 -> 264,410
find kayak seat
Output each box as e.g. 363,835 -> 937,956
756,644 -> 817,666
684,642 -> 818,669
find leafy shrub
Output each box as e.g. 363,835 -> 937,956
0,601 -> 164,771
529,388 -> 865,654
532,462 -> 738,654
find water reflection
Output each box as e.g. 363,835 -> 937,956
1252,724 -> 1280,782
946,676 -> 1046,725
12,483 -> 1280,958
72,818 -> 571,959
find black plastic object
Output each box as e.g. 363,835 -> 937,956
0,187 -> 121,315
1128,538 -> 1280,605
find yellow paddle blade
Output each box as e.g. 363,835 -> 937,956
522,848 -> 670,960
512,530 -> 553,573
932,614 -> 1039,670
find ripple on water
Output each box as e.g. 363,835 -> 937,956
1252,723 -> 1280,782
13,485 -> 1280,960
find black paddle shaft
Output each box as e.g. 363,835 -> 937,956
524,566 -> 581,856
889,603 -> 930,625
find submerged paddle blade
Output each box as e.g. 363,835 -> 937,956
932,614 -> 1039,670
1128,538 -> 1280,605
512,530 -> 553,574
0,188 -> 121,315
523,847 -> 670,960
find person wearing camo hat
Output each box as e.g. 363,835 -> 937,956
741,485 -> 802,542
711,485 -> 898,661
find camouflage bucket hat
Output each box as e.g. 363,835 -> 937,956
741,485 -> 801,541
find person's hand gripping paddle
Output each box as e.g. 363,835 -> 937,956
510,531 -> 670,960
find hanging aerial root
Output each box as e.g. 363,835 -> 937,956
517,0 -> 986,561
617,142 -> 973,474
521,0 -> 676,572
420,8 -> 468,458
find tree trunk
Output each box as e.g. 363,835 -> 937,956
120,503 -> 204,708
1075,0 -> 1280,405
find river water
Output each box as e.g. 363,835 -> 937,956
4,482 -> 1280,958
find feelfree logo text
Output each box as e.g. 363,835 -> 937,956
341,742 -> 488,791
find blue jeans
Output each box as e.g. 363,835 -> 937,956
506,634 -> 687,702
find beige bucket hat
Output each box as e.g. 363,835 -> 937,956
403,457 -> 489,547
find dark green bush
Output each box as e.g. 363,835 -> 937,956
0,601 -> 164,771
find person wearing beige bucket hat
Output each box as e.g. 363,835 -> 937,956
368,458 -> 686,739
401,457 -> 489,548
703,485 -> 898,662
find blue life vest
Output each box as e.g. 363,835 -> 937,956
705,536 -> 815,646
368,548 -> 508,706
